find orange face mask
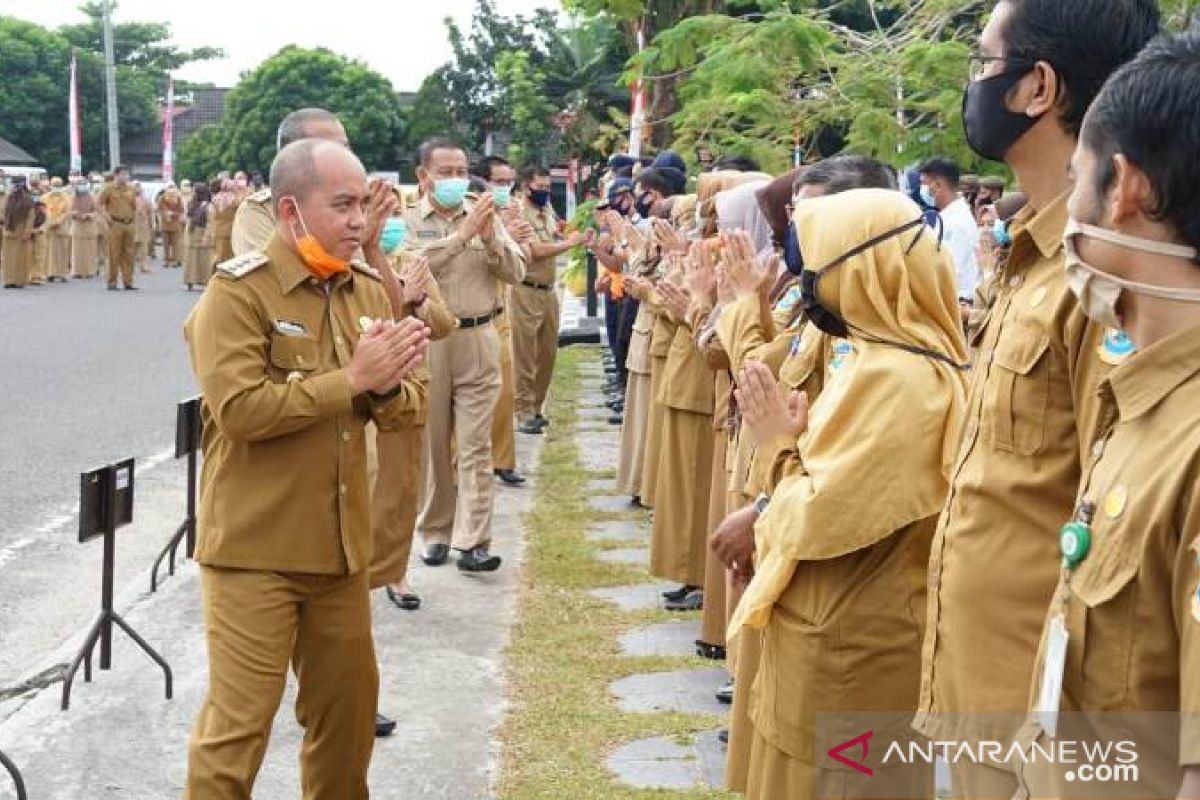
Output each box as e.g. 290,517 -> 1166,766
283,196 -> 350,281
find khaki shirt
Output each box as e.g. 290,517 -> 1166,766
1017,323 -> 1200,794
183,234 -> 425,575
401,196 -> 525,320
231,188 -> 275,256
521,201 -> 560,285
915,193 -> 1113,743
157,192 -> 184,231
98,183 -> 137,223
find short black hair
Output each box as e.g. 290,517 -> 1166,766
795,154 -> 897,195
1082,29 -> 1200,260
997,0 -> 1161,135
473,156 -> 512,182
467,176 -> 489,195
918,157 -> 961,188
714,154 -> 760,172
113,165 -> 128,174
520,164 -> 550,186
418,137 -> 466,167
635,167 -> 676,197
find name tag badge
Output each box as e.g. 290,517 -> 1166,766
272,319 -> 308,337
1037,614 -> 1069,738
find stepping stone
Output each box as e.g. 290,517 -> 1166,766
586,520 -> 648,543
597,547 -> 647,566
578,431 -> 621,472
607,729 -> 726,791
619,619 -> 703,658
589,494 -> 638,514
610,668 -> 730,716
587,477 -> 618,494
589,582 -> 678,612
578,405 -> 615,421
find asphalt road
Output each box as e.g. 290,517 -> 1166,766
0,258 -> 201,688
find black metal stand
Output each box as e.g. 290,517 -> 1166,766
0,748 -> 26,800
150,397 -> 202,592
62,461 -> 173,711
585,251 -> 598,318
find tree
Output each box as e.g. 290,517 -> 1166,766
496,50 -> 556,165
403,67 -> 459,147
0,15 -> 157,176
176,46 -> 405,178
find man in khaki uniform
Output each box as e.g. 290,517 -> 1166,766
157,183 -> 184,267
512,165 -> 583,434
232,108 -> 350,257
405,137 -> 525,572
913,3 -> 1160,797
183,139 -> 430,799
98,165 -> 138,290
1014,35 -> 1200,797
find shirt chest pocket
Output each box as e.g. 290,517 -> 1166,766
984,323 -> 1051,455
268,334 -> 320,382
1065,528 -> 1142,710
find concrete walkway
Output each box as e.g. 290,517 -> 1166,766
0,431 -> 542,799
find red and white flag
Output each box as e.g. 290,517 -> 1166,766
68,51 -> 82,172
628,19 -> 647,159
161,76 -> 175,183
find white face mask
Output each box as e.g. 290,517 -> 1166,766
1064,218 -> 1200,330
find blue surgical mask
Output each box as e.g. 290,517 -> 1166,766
380,217 -> 407,253
433,178 -> 469,208
490,184 -> 512,208
993,217 -> 1012,247
919,184 -> 936,209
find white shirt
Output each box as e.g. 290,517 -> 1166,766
939,197 -> 981,301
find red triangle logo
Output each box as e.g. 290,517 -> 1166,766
827,731 -> 875,777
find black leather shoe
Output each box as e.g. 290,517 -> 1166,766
718,728 -> 730,745
375,713 -> 397,737
696,639 -> 727,660
664,590 -> 704,612
123,285 -> 138,291
517,419 -> 544,435
662,584 -> 697,602
534,414 -> 550,430
107,284 -> 119,291
458,547 -> 502,572
495,468 -> 527,485
607,413 -> 623,426
422,543 -> 450,566
716,680 -> 734,705
385,586 -> 421,611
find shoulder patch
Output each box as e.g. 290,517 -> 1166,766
350,260 -> 381,280
216,251 -> 269,279
247,188 -> 272,204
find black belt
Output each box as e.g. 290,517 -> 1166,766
522,279 -> 553,291
457,310 -> 499,329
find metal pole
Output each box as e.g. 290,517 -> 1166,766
101,0 -> 121,169
99,465 -> 116,670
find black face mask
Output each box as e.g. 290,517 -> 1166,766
783,223 -> 804,276
799,217 -> 969,370
634,193 -> 655,219
962,66 -> 1041,163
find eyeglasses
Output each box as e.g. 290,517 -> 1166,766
968,54 -> 1036,82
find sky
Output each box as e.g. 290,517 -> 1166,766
0,0 -> 556,91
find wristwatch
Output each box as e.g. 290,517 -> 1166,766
753,493 -> 770,515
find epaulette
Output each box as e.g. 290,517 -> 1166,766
350,260 -> 381,280
247,187 -> 272,204
216,251 -> 269,279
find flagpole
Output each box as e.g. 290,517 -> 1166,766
627,18 -> 646,159
101,0 -> 121,168
162,76 -> 175,183
69,50 -> 82,173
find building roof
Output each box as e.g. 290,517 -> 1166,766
0,136 -> 38,165
123,87 -> 230,161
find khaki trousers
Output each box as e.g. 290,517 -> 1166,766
186,566 -> 377,800
699,430 -> 729,648
492,314 -> 516,471
419,325 -> 502,551
950,762 -> 1019,800
510,284 -> 559,419
163,228 -> 181,264
106,221 -> 135,286
366,423 -> 425,589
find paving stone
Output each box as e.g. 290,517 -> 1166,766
619,619 -> 702,658
578,405 -> 616,421
586,519 -> 649,543
611,668 -> 729,716
578,431 -> 621,472
587,477 -> 618,494
588,582 -> 678,612
607,729 -> 726,790
588,494 -> 639,514
597,547 -> 648,566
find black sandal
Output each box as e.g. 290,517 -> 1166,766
386,586 -> 421,611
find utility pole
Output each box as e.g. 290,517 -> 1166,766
102,0 -> 120,169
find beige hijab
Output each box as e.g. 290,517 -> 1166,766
731,188 -> 968,633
